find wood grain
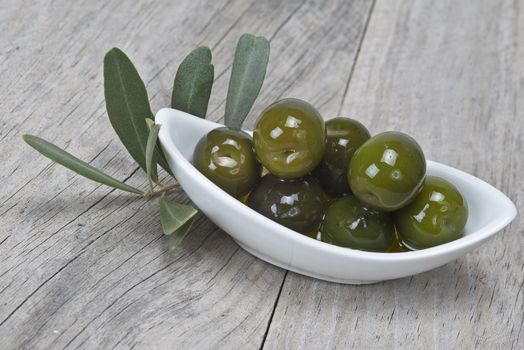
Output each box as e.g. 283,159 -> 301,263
263,0 -> 524,349
0,0 -> 374,349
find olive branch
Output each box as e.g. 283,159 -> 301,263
23,34 -> 269,249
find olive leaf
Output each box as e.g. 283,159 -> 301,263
23,134 -> 143,195
169,217 -> 195,251
172,47 -> 214,118
224,34 -> 269,129
145,122 -> 161,190
103,48 -> 171,176
145,118 -> 155,130
159,195 -> 198,235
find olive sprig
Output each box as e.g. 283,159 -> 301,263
23,33 -> 269,249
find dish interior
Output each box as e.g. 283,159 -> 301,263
158,108 -> 517,256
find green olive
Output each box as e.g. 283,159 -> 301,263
321,196 -> 394,252
348,131 -> 426,211
193,127 -> 261,198
253,98 -> 325,178
394,176 -> 468,249
247,174 -> 324,234
314,117 -> 370,196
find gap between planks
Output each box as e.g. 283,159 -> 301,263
259,1 -> 378,347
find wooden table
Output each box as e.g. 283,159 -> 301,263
1,0 -> 522,348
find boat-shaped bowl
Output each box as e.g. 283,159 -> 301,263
157,108 -> 517,284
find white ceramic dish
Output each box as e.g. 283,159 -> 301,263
157,108 -> 517,284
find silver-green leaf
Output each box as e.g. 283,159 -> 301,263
169,217 -> 195,251
145,122 -> 161,190
224,34 -> 270,129
23,134 -> 143,195
159,195 -> 198,235
171,47 -> 214,118
103,48 -> 171,175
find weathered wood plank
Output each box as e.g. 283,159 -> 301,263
0,0 -> 373,349
263,0 -> 524,349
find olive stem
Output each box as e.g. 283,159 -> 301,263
143,182 -> 180,198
